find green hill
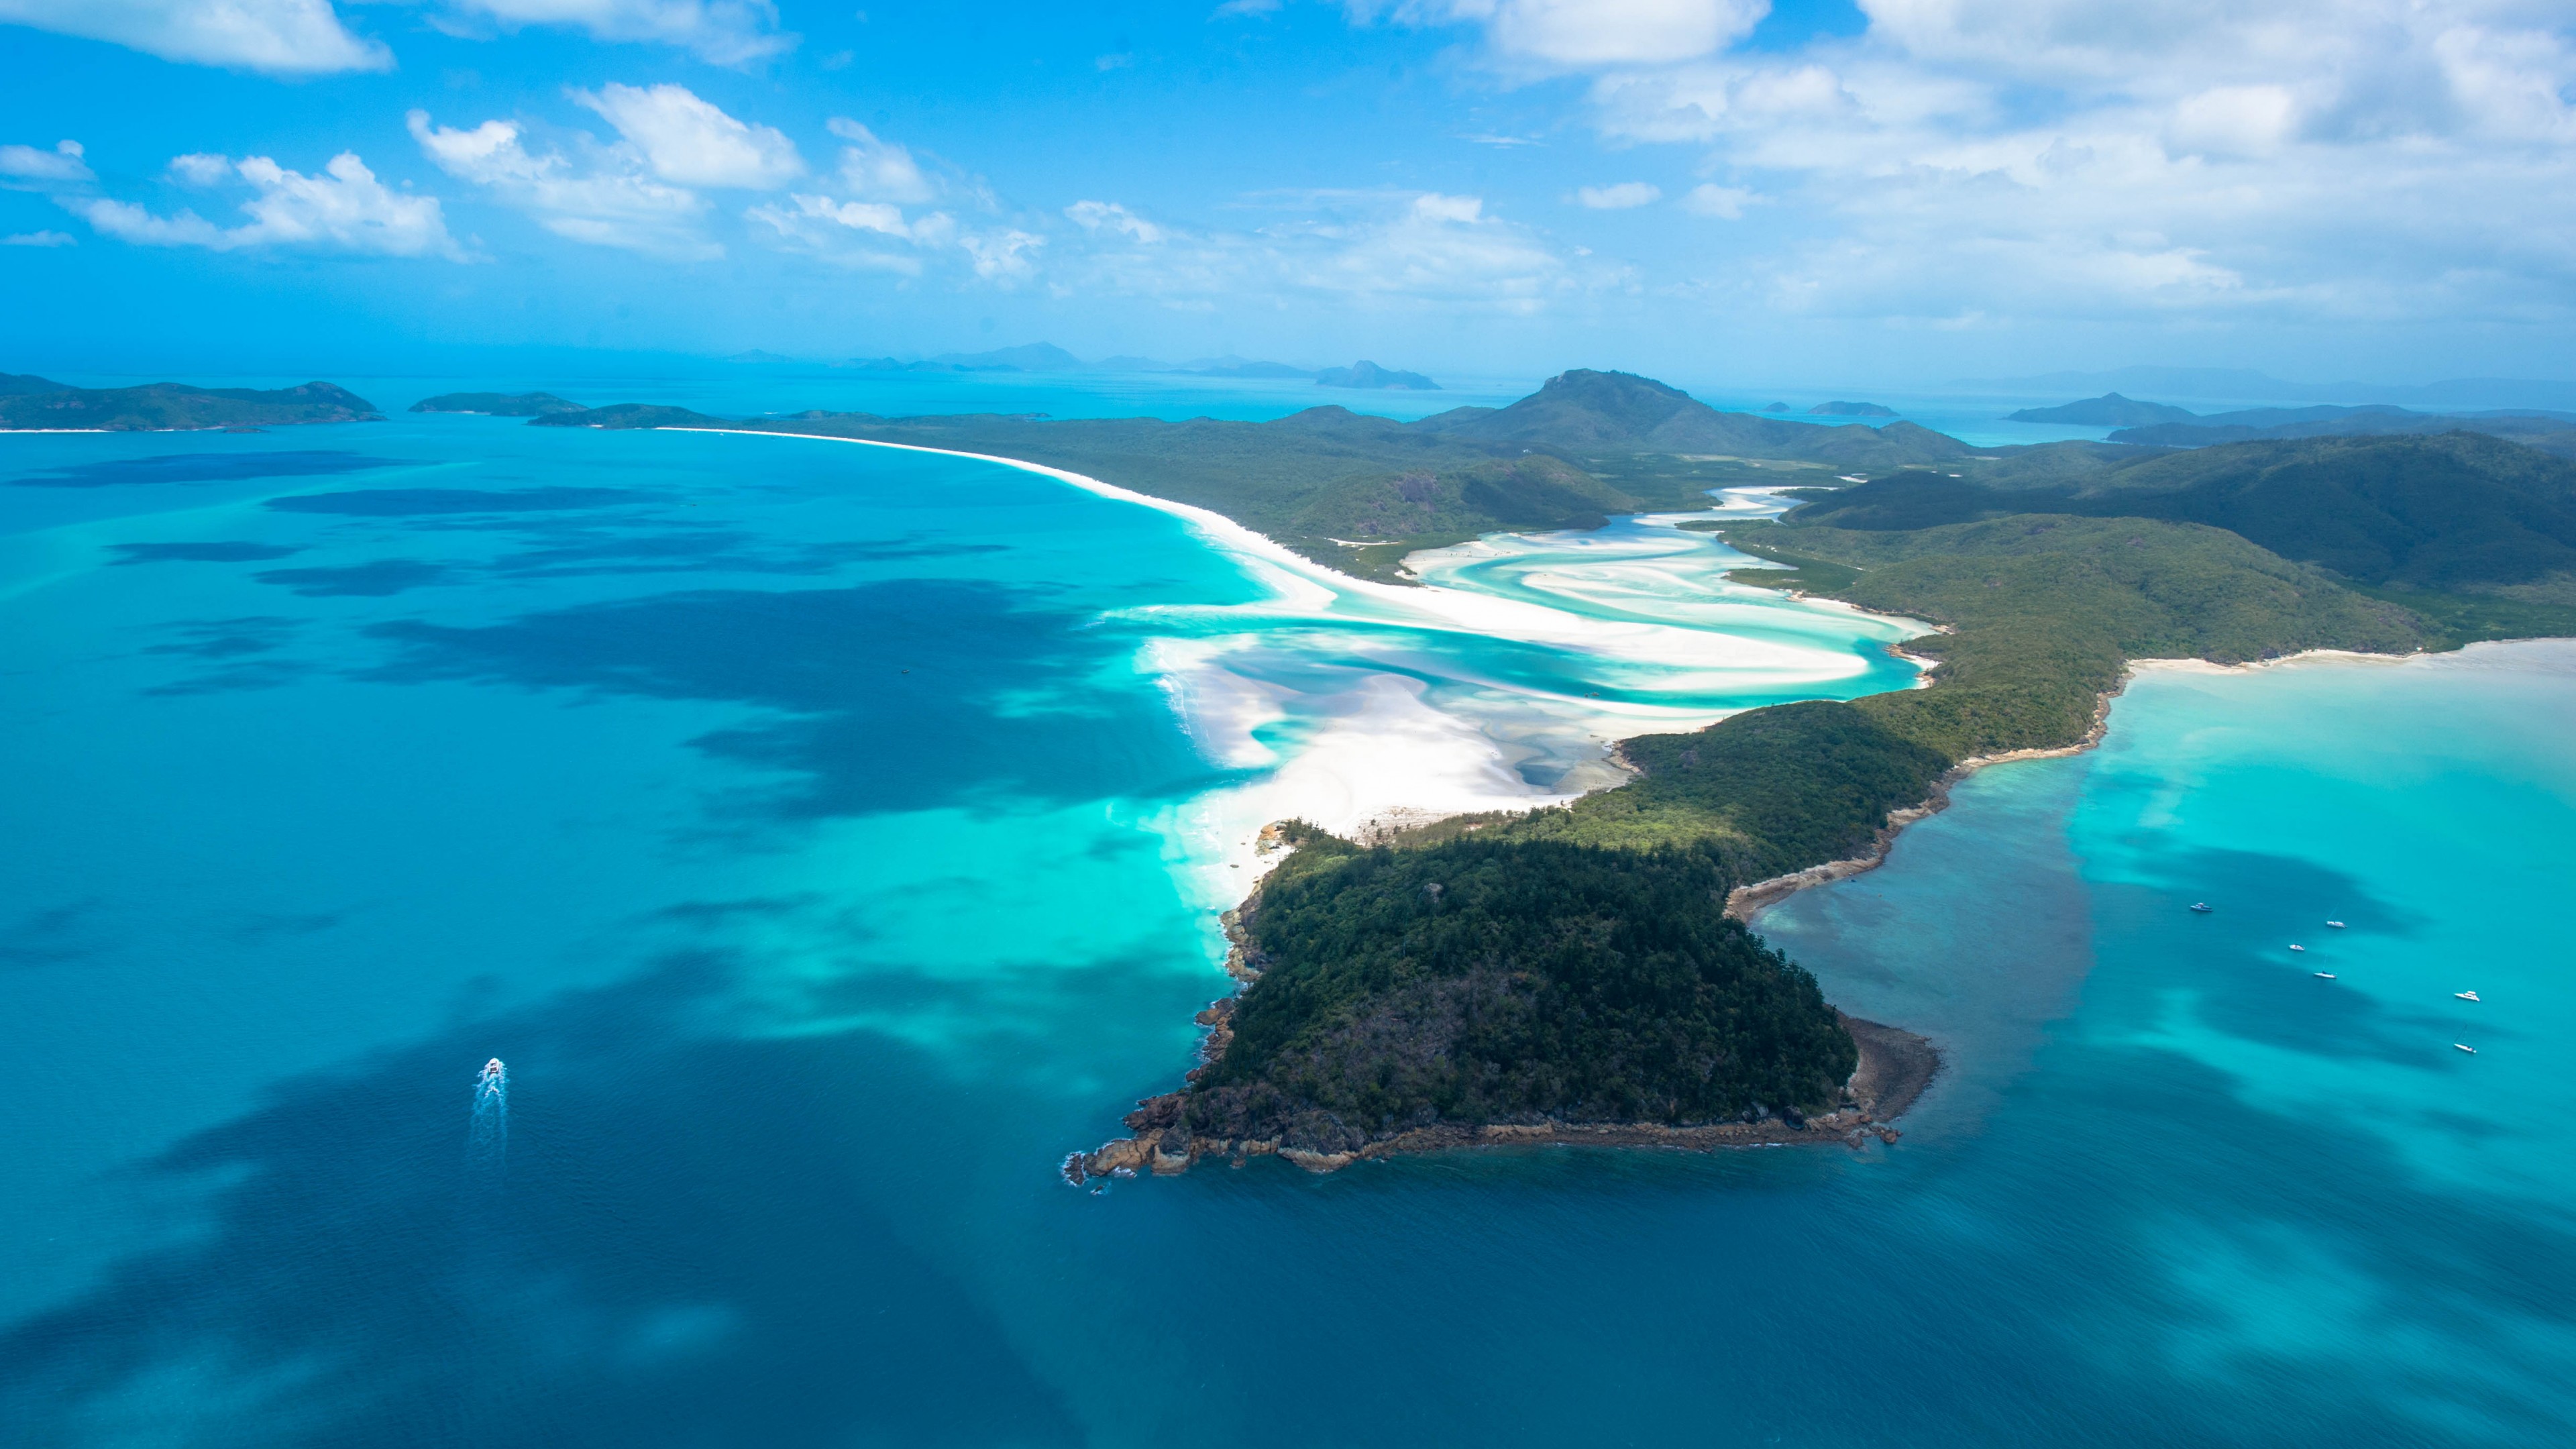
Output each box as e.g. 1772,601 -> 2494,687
0,380 -> 380,431
1797,432 -> 2576,596
1181,834 -> 1859,1153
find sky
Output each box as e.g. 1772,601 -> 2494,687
2,0 -> 2573,386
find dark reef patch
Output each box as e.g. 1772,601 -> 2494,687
268,487 -> 654,516
110,541 -> 303,565
256,560 -> 451,597
11,451 -> 403,489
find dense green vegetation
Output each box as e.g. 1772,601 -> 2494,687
1811,433 -> 2576,597
0,380 -> 380,431
1181,835 -> 1858,1150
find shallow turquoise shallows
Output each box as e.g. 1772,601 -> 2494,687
4,402 -> 2573,1448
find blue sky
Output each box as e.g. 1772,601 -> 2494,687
3,0 -> 2573,385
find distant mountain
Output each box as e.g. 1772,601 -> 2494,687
1094,355 -> 1179,372
1,372 -> 67,395
0,380 -> 380,431
1808,400 -> 1896,418
411,391 -> 581,417
1762,402 -> 1790,413
1424,370 -> 1970,468
1316,360 -> 1439,390
2008,393 -> 2200,426
1958,366 -> 2576,411
926,342 -> 1085,372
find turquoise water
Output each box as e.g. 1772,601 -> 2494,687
5,400 -> 2573,1446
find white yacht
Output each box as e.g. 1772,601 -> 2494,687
2455,991 -> 2481,1002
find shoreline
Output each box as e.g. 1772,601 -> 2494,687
1064,1013 -> 1938,1183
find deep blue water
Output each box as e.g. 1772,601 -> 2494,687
5,398 -> 2574,1446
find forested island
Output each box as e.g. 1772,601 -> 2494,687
0,375 -> 380,431
520,368 -> 2576,1173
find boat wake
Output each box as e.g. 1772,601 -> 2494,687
470,1057 -> 508,1163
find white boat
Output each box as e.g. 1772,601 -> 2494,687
2190,902 -> 2212,913
2455,1044 -> 2477,1054
2314,972 -> 2336,979
2456,991 -> 2481,1002
2326,920 -> 2347,928
2289,944 -> 2306,953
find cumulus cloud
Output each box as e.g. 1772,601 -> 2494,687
5,229 -> 76,246
1572,181 -> 1660,208
433,0 -> 794,66
68,152 -> 462,258
1403,0 -> 2576,328
1065,200 -> 1165,242
409,108 -> 716,260
572,83 -> 803,188
0,0 -> 388,74
826,119 -> 938,203
1362,0 -> 1766,67
0,140 -> 93,189
1679,182 -> 1753,217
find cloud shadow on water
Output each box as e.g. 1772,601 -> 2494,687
0,953 -> 1088,1448
361,578 -> 1224,818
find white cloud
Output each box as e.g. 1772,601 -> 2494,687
4,229 -> 76,246
68,152 -> 462,258
167,152 -> 233,186
1573,180 -> 1661,208
961,229 -> 1044,281
1057,189 -> 1601,315
1398,0 -> 2576,329
409,108 -> 717,260
572,83 -> 803,189
745,193 -> 926,271
434,0 -> 794,66
0,0 -> 388,74
0,140 -> 91,189
1680,182 -> 1753,217
826,119 -> 938,203
1065,200 -> 1166,243
1364,0 -> 1766,67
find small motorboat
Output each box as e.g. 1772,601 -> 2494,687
2190,902 -> 2212,914
2455,1044 -> 2477,1055
2314,972 -> 2337,980
2289,944 -> 2306,953
2456,991 -> 2481,1002
2326,920 -> 2347,928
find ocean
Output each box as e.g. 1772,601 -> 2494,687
3,378 -> 2572,1446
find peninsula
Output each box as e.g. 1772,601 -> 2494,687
527,368 -> 2576,1175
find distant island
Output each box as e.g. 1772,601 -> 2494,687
411,391 -> 581,417
1314,360 -> 1439,390
2007,392 -> 2198,426
0,376 -> 380,431
1807,400 -> 1897,417
2006,392 -> 2576,458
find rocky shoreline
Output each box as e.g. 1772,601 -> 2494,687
1063,1006 -> 1939,1183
